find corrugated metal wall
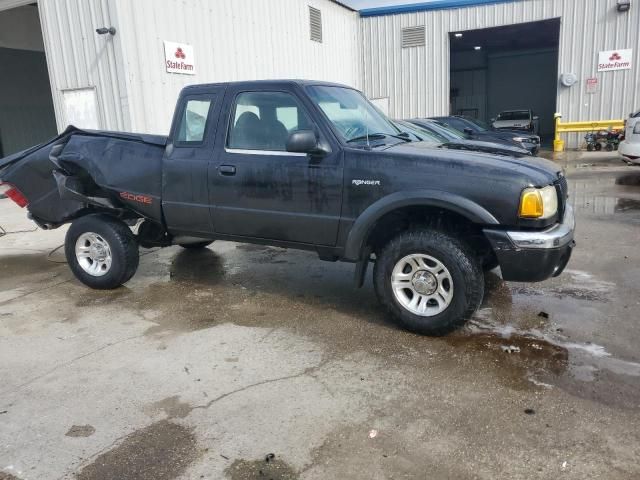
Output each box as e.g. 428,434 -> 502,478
361,0 -> 640,146
113,0 -> 361,134
37,0 -> 129,131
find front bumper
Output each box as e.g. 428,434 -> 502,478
483,205 -> 575,282
619,140 -> 640,163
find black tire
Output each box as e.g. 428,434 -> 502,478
179,241 -> 213,250
586,144 -> 594,152
65,214 -> 139,289
605,143 -> 614,152
373,230 -> 484,336
595,143 -> 602,151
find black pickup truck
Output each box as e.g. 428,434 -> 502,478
0,80 -> 575,335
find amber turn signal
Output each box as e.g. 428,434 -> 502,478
519,188 -> 543,218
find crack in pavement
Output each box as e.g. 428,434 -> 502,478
0,278 -> 73,307
191,356 -> 331,412
0,333 -> 146,398
58,356 -> 331,480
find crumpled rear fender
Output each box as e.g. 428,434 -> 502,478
0,126 -> 167,227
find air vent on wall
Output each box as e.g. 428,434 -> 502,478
309,6 -> 322,43
401,26 -> 425,48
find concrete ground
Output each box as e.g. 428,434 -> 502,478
1,151 -> 639,480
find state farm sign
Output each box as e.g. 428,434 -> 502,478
163,41 -> 196,75
598,49 -> 632,72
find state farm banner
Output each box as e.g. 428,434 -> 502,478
164,41 -> 196,75
598,49 -> 632,72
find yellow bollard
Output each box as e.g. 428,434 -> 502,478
553,113 -> 564,152
553,139 -> 565,152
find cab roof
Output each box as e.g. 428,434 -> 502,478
182,79 -> 354,94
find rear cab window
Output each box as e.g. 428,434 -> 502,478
175,98 -> 213,144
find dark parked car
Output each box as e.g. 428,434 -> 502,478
0,80 -> 574,335
431,115 -> 541,155
408,118 -> 531,157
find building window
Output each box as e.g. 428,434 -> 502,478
401,26 -> 425,48
309,6 -> 322,43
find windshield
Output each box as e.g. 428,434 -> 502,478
463,116 -> 491,131
425,121 -> 466,141
497,111 -> 530,121
394,121 -> 441,142
306,86 -> 400,143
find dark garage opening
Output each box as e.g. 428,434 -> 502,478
0,4 -> 57,157
449,19 -> 560,144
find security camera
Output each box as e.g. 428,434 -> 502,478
96,27 -> 116,35
617,0 -> 631,12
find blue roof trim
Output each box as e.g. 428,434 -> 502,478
359,0 -> 520,17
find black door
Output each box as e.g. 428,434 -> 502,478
163,88 -> 224,235
209,88 -> 343,246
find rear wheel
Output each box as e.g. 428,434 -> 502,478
179,241 -> 213,250
65,214 -> 139,289
373,230 -> 484,335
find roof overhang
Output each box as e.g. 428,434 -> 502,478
359,0 -> 520,17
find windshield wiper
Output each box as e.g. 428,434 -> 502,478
346,132 -> 412,144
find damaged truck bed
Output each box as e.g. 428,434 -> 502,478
0,126 -> 167,228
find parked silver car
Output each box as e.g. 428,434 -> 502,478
492,109 -> 539,134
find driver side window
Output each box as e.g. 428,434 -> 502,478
227,91 -> 313,152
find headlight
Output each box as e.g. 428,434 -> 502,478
513,136 -> 530,143
519,186 -> 558,219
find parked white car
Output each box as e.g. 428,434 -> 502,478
492,109 -> 538,134
619,110 -> 640,165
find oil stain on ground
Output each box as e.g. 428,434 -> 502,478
0,472 -> 23,480
66,425 -> 96,437
75,420 -> 198,480
144,395 -> 193,419
225,455 -> 298,480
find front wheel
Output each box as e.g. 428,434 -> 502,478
373,230 -> 484,335
65,214 -> 139,289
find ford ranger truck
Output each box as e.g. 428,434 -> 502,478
0,80 -> 575,335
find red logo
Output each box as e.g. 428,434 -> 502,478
120,191 -> 152,205
175,47 -> 186,60
609,52 -> 622,61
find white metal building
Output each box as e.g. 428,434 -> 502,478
0,0 -> 638,154
0,0 -> 360,156
360,0 -> 640,145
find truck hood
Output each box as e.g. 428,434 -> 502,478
441,138 -> 530,157
385,140 -> 560,185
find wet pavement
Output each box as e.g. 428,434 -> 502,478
0,151 -> 639,479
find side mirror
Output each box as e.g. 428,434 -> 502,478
464,127 -> 474,135
286,130 -> 319,154
490,118 -> 496,122
533,115 -> 539,120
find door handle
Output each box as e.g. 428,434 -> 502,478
219,165 -> 236,176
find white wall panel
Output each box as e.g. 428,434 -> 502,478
361,0 -> 640,147
36,0 -> 129,132
113,0 -> 360,135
